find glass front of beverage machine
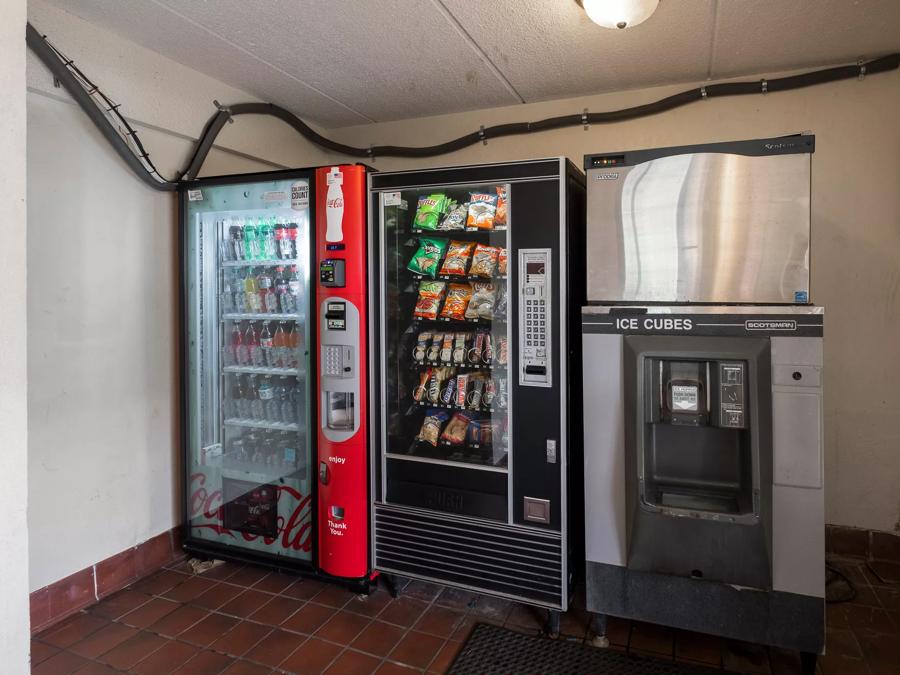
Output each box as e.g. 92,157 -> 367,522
183,172 -> 313,564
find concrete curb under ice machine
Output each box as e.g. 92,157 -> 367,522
581,136 -> 824,673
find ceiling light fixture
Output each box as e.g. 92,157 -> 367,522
576,0 -> 660,30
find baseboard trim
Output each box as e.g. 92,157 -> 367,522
30,525 -> 183,635
826,524 -> 900,561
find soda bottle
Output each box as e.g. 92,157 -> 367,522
247,375 -> 262,420
285,323 -> 298,368
279,377 -> 295,423
260,216 -> 277,260
244,267 -> 261,313
244,217 -> 259,260
272,322 -> 287,368
229,321 -> 244,365
221,268 -> 235,315
219,219 -> 233,262
226,375 -> 242,418
274,267 -> 293,314
258,376 -> 276,421
230,220 -> 244,261
288,265 -> 302,314
258,268 -> 277,313
236,374 -> 252,419
245,322 -> 263,367
260,321 -> 274,368
287,224 -> 299,259
232,270 -> 246,313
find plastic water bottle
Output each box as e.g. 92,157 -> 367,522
258,268 -> 277,314
246,323 -> 263,367
261,216 -> 277,260
221,269 -> 235,314
279,377 -> 295,423
275,267 -> 293,314
258,376 -> 276,421
259,321 -> 274,367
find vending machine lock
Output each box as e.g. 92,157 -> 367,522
319,461 -> 329,485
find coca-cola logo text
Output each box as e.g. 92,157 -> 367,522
190,472 -> 312,552
327,197 -> 344,209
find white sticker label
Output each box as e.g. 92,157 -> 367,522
384,192 -> 402,206
263,191 -> 287,201
671,384 -> 699,411
187,189 -> 203,202
291,181 -> 309,211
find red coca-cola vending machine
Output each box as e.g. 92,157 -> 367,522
180,164 -> 371,589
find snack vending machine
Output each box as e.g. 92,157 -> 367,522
369,159 -> 586,613
180,165 -> 371,586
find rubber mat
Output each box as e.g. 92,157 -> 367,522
448,623 -> 729,675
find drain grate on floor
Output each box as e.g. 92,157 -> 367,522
449,623 -> 730,675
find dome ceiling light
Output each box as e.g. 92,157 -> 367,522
576,0 -> 660,30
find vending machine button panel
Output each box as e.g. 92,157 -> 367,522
519,249 -> 552,387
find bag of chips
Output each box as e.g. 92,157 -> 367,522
494,186 -> 508,228
470,244 -> 500,278
494,286 -> 508,320
466,192 -> 498,230
412,368 -> 431,402
440,412 -> 473,445
416,409 -> 449,446
407,237 -> 448,278
413,194 -> 448,230
498,248 -> 508,275
465,282 -> 497,320
439,240 -> 475,276
412,331 -> 431,362
426,332 -> 443,362
413,280 -> 446,320
438,202 -> 468,231
440,283 -> 473,320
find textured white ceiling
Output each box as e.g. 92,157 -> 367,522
42,0 -> 900,128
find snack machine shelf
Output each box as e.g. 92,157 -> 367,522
385,452 -> 509,473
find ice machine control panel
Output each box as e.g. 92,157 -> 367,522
719,362 -> 746,429
519,248 -> 552,387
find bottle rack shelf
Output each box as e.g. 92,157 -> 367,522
222,258 -> 299,267
224,418 -> 302,432
223,365 -> 303,376
222,313 -> 305,322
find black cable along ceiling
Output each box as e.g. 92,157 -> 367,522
25,22 -> 900,192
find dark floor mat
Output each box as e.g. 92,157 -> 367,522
449,623 -> 730,675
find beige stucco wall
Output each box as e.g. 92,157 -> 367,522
333,68 -> 900,533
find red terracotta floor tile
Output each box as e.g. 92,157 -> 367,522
675,629 -> 723,666
253,571 -> 298,594
283,578 -> 329,601
279,637 -> 343,674
722,639 -> 771,674
345,589 -> 394,619
179,612 -> 241,647
72,661 -> 121,674
414,606 -> 466,639
39,612 -> 109,648
97,630 -> 167,669
200,561 -> 244,582
401,580 -> 443,603
164,575 -> 218,603
630,621 -> 675,657
603,616 -> 632,647
69,622 -> 138,659
311,584 -> 355,609
324,648 -> 381,675
221,660 -> 273,675
224,566 -> 271,589
249,595 -> 305,626
219,590 -> 273,618
148,603 -> 210,637
388,630 -> 445,670
315,610 -> 372,644
132,568 -> 189,596
172,649 -> 235,675
351,620 -> 407,657
243,629 -> 306,668
192,581 -> 242,611
427,639 -> 462,674
434,587 -> 479,612
87,589 -> 152,620
377,598 -> 430,628
282,601 -> 337,634
31,649 -> 89,675
375,663 -> 420,675
209,620 -> 272,657
30,639 -> 61,666
120,596 -> 181,629
130,639 -> 200,674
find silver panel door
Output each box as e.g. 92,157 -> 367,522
586,152 -> 810,304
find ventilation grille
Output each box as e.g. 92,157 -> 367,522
374,503 -> 564,608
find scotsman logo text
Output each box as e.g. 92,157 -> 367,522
745,320 -> 797,330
